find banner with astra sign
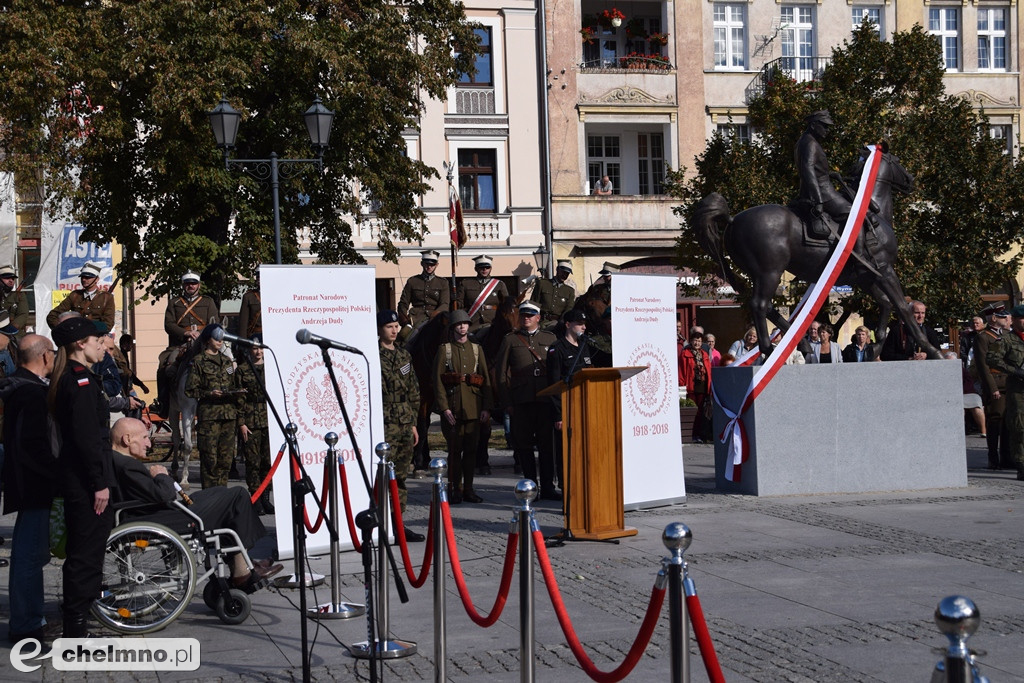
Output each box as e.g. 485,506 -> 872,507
35,222 -> 114,338
611,273 -> 686,509
260,265 -> 383,557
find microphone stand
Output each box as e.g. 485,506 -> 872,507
316,347 -> 412,663
241,349 -> 337,683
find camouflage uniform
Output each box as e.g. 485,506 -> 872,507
46,289 -> 116,330
2,288 -> 29,334
986,331 -> 1024,477
531,278 -> 575,330
186,350 -> 239,488
235,360 -> 270,495
456,277 -> 509,331
380,340 -> 420,511
398,274 -> 449,327
433,339 -> 492,497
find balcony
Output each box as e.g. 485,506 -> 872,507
580,4 -> 671,73
747,56 -> 830,101
551,194 -> 680,245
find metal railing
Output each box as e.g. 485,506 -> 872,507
747,55 -> 829,99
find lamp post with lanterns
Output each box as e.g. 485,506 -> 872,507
207,97 -> 335,264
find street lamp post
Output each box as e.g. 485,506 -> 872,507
207,97 -> 335,264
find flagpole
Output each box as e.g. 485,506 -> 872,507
445,162 -> 458,310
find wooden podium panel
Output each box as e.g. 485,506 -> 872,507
541,367 -> 644,540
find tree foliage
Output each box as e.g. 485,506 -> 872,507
667,24 -> 1024,326
0,0 -> 476,301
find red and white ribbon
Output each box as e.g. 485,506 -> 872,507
717,145 -> 883,482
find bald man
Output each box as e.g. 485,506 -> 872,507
109,418 -> 281,590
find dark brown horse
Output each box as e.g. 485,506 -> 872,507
691,151 -> 934,359
404,311 -> 450,471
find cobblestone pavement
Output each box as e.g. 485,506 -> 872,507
1,434 -> 1021,682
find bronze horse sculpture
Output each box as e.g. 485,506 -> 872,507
691,150 -> 939,360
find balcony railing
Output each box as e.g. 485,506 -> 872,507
580,54 -> 674,72
748,56 -> 830,100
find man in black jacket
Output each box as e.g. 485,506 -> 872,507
881,300 -> 942,361
1,334 -> 57,643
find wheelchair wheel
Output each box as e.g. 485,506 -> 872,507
92,522 -> 196,634
214,588 -> 251,625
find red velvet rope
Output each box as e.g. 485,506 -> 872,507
686,593 -> 726,683
440,501 -> 518,627
337,461 -> 362,553
250,444 -> 286,505
533,529 -> 666,683
389,478 -> 433,587
290,457 -> 330,533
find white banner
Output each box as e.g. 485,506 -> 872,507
611,274 -> 686,508
35,221 -> 113,338
260,265 -> 382,557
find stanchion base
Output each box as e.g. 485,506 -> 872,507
308,602 -> 365,620
273,572 -> 326,589
348,638 -> 418,660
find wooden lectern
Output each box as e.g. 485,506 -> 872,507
539,366 -> 645,541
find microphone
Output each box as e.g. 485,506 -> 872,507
211,326 -> 268,349
295,328 -> 364,356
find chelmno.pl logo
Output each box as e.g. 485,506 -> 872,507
10,637 -> 201,672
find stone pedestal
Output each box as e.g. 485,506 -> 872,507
712,361 -> 967,495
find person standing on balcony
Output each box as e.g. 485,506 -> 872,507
593,175 -> 613,196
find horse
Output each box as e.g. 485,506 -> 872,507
690,151 -> 936,359
164,338 -> 202,486
405,311 -> 451,472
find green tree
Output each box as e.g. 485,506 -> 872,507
0,0 -> 476,301
667,24 -> 1024,327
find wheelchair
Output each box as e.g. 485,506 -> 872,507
92,498 -> 267,634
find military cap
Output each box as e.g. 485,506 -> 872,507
377,310 -> 399,327
80,261 -> 103,278
984,303 -> 1009,318
0,313 -> 17,337
805,110 -> 834,126
1011,305 -> 1024,318
555,259 -> 573,273
449,309 -> 471,326
563,309 -> 587,324
420,250 -> 440,263
473,255 -> 493,268
92,320 -> 110,335
518,301 -> 541,316
52,316 -> 97,347
0,265 -> 17,278
181,272 -> 201,283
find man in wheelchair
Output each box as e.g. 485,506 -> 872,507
109,417 -> 282,592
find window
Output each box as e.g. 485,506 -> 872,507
458,28 -> 493,85
458,149 -> 496,212
717,124 -> 751,145
978,8 -> 1007,71
781,6 -> 815,82
990,125 -> 1013,155
929,8 -> 959,71
637,133 -> 665,195
713,4 -> 745,70
587,136 -> 620,194
851,7 -> 882,37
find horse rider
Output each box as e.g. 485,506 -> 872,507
795,110 -> 850,240
456,254 -> 508,333
156,272 -> 220,417
531,259 -> 575,331
0,264 -> 29,335
398,250 -> 449,333
46,261 -> 116,331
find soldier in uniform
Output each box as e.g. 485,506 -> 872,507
237,275 -> 262,340
433,309 -> 492,504
985,304 -> 1024,481
235,338 -> 274,515
185,324 -> 240,489
46,261 -> 115,331
496,301 -> 560,500
398,250 -> 449,330
974,304 -> 1013,469
456,254 -> 509,332
164,272 -> 220,346
379,310 -> 425,539
531,259 -> 575,331
546,309 -> 593,495
0,264 -> 29,335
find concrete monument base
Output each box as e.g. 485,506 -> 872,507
711,361 -> 967,495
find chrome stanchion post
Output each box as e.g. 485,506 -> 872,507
274,422 -> 325,590
375,445 -> 390,639
515,479 -> 538,683
309,432 -> 364,620
931,595 -> 989,683
663,522 -> 692,683
431,457 -> 448,683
